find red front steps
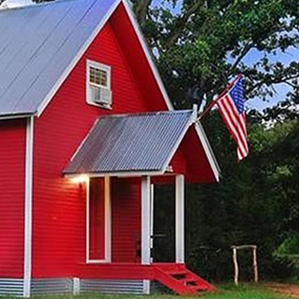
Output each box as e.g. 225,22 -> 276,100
77,262 -> 215,295
154,263 -> 215,295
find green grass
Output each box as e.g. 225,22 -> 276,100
111,284 -> 285,298
26,283 -> 287,299
199,283 -> 288,299
0,284 -> 289,299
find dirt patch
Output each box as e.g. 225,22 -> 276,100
267,283 -> 299,298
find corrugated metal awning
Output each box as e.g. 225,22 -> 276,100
64,110 -> 194,176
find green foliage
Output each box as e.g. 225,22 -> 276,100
132,0 -> 299,110
274,234 -> 299,278
276,234 -> 299,256
154,119 -> 299,281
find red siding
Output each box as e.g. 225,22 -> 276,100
110,4 -> 169,112
180,128 -> 216,183
0,119 -> 26,278
111,178 -> 141,263
32,12 -> 164,277
89,178 -> 105,261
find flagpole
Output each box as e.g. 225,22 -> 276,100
197,74 -> 243,121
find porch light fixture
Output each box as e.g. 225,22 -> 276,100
70,174 -> 89,184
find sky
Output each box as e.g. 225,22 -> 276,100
2,0 -> 32,7
2,0 -> 298,111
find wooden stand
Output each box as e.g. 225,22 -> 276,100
231,245 -> 258,285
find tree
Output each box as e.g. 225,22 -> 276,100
131,0 -> 299,112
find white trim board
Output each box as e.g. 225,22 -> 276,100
0,114 -> 32,121
36,0 -> 122,117
195,122 -> 220,182
23,117 -> 34,298
37,0 -> 173,117
66,170 -> 166,179
175,175 -> 185,263
160,118 -> 193,173
121,0 -> 173,111
141,176 -> 151,266
86,177 -> 111,264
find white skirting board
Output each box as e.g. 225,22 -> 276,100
80,279 -> 144,295
0,278 -> 146,296
31,278 -> 73,295
0,279 -> 24,297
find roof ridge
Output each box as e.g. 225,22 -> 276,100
0,0 -> 78,14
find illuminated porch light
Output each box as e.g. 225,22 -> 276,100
70,174 -> 89,184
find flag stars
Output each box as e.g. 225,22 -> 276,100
229,79 -> 244,114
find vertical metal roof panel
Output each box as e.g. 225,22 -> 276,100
64,110 -> 193,175
0,0 -> 119,116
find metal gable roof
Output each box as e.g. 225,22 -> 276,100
0,0 -> 120,117
64,110 -> 194,175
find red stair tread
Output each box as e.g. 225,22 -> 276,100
179,278 -> 198,283
153,264 -> 215,295
167,271 -> 188,276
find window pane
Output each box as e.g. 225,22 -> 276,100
89,66 -> 108,87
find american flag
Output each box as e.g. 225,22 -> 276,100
216,76 -> 249,161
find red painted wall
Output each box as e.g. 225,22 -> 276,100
0,119 -> 26,278
111,178 -> 141,263
89,178 -> 106,261
32,5 -> 169,278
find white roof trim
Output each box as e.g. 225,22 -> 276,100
0,114 -> 32,121
195,122 -> 221,182
65,170 -> 165,178
36,0 -> 122,117
36,0 -> 173,117
162,117 -> 221,182
121,0 -> 173,111
161,117 -> 193,172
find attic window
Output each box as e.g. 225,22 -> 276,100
87,60 -> 112,109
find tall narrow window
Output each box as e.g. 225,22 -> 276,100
87,177 -> 111,263
89,178 -> 105,261
86,60 -> 112,109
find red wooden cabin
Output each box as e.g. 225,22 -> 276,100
0,0 -> 220,296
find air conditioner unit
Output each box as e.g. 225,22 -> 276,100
91,86 -> 112,107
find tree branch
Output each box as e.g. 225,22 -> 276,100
247,74 -> 299,95
229,43 -> 253,75
135,0 -> 153,26
167,2 -> 202,47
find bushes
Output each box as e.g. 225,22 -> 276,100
155,119 -> 299,281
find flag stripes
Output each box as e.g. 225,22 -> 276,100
216,77 -> 248,161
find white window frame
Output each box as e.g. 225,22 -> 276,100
86,60 -> 112,109
86,176 -> 111,264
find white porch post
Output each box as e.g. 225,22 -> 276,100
175,175 -> 185,263
141,176 -> 151,265
141,176 -> 151,295
24,117 -> 34,298
150,184 -> 154,263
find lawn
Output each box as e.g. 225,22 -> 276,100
81,284 -> 287,299
28,284 -> 288,299
0,284 -> 291,299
